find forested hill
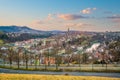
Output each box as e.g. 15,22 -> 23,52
0,31 -> 53,43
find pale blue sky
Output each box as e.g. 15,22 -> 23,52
0,0 -> 120,31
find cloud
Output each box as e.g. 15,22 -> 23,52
107,15 -> 120,23
66,23 -> 93,27
104,11 -> 112,14
113,19 -> 120,23
32,20 -> 44,24
80,8 -> 97,14
32,14 -> 56,25
46,14 -> 54,20
66,23 -> 76,27
93,8 -> 97,10
47,13 -> 59,20
36,20 -> 44,24
57,14 -> 86,20
107,15 -> 120,19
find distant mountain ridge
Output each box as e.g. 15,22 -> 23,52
0,26 -> 68,35
0,26 -> 43,33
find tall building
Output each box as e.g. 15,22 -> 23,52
68,27 -> 70,34
66,28 -> 70,39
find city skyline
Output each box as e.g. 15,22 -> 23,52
0,0 -> 120,32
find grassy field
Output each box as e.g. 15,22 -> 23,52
0,74 -> 119,80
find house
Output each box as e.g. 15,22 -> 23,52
44,57 -> 55,65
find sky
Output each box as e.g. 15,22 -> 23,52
0,0 -> 120,32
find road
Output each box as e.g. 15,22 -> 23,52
0,68 -> 120,78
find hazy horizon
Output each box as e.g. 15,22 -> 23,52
1,25 -> 120,32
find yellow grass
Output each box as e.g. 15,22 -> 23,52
0,74 -> 119,80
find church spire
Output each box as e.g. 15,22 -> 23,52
68,27 -> 70,35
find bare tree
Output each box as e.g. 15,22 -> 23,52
23,49 -> 29,69
15,47 -> 22,69
7,47 -> 14,68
